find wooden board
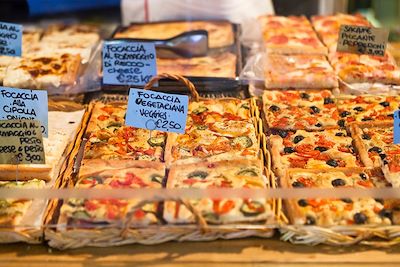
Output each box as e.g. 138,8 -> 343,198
1,237 -> 400,267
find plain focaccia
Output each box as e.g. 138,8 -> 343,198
114,21 -> 234,49
0,179 -> 45,227
269,128 -> 362,178
264,54 -> 338,89
259,16 -> 327,55
336,95 -> 400,128
329,52 -> 400,85
164,159 -> 273,224
83,102 -> 166,163
282,168 -> 391,226
0,110 -> 85,181
156,52 -> 236,78
40,24 -> 100,63
350,123 -> 400,187
263,90 -> 339,130
3,53 -> 82,90
60,162 -> 165,227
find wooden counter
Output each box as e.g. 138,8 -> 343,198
1,237 -> 400,267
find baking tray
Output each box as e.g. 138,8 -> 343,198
101,20 -> 243,93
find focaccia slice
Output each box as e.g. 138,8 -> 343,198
3,53 -> 81,90
0,179 -> 45,227
165,120 -> 259,166
350,123 -> 400,187
258,15 -> 327,55
157,52 -> 236,78
329,52 -> 400,85
311,13 -> 370,51
114,21 -> 234,49
269,128 -> 362,178
263,90 -> 339,130
282,168 -> 391,226
0,110 -> 85,181
264,54 -> 338,88
164,159 -> 273,224
83,102 -> 166,163
337,95 -> 400,127
60,162 -> 165,227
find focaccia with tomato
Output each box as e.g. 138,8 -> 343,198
164,159 -> 273,224
350,123 -> 400,187
264,54 -> 338,89
269,128 -> 362,178
258,15 -> 327,55
282,168 -> 392,226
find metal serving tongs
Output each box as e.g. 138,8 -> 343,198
145,30 -> 209,58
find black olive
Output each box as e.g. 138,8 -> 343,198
326,159 -> 339,167
335,132 -> 345,137
380,101 -> 390,107
362,117 -> 373,121
269,105 -> 280,112
338,119 -> 345,127
331,178 -> 346,187
324,97 -> 334,104
379,209 -> 393,221
354,212 -> 367,224
362,133 -> 371,140
341,198 -> 353,203
368,146 -> 382,153
301,92 -> 310,99
284,147 -> 295,154
375,198 -> 384,204
305,215 -> 316,225
310,106 -> 320,114
387,114 -> 394,118
359,173 -> 367,180
340,111 -> 351,117
353,106 -> 364,112
379,153 -> 387,160
276,129 -> 288,138
292,181 -> 304,188
298,199 -> 308,207
293,135 -> 304,144
315,146 -> 328,152
315,123 -> 322,127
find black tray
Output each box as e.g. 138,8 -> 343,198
101,20 -> 243,94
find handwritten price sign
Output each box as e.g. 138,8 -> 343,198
125,89 -> 188,134
102,41 -> 157,86
0,119 -> 45,165
0,21 -> 22,57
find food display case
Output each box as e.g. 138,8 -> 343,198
1,1 -> 400,266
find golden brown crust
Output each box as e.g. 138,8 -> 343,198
268,135 -> 286,179
0,164 -> 52,181
349,123 -> 379,168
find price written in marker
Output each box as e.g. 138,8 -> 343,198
0,21 -> 22,57
0,87 -> 48,137
394,110 -> 400,144
125,89 -> 188,134
0,119 -> 45,165
337,24 -> 389,57
102,41 -> 157,86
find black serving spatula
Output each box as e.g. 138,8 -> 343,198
149,30 -> 209,58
